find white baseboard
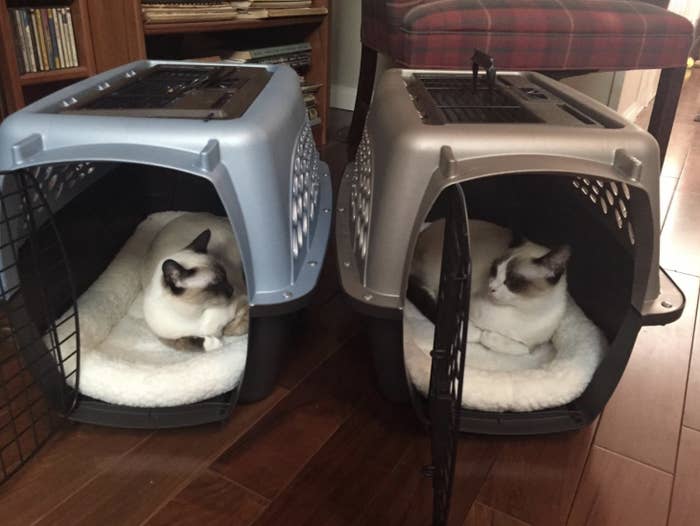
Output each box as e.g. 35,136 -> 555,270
330,84 -> 358,111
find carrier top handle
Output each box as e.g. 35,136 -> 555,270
472,50 -> 496,93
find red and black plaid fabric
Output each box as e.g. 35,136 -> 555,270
362,0 -> 692,71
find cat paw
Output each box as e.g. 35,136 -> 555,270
480,331 -> 530,356
223,301 -> 249,336
223,317 -> 248,336
203,336 -> 223,351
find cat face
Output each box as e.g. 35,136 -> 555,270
161,229 -> 234,303
487,244 -> 570,306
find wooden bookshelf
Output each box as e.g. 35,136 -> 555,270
20,65 -> 89,85
0,0 -> 331,145
0,0 -> 96,111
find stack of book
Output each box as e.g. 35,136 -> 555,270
302,82 -> 322,126
141,1 -> 327,24
226,42 -> 311,70
142,2 -> 241,24
236,1 -> 328,19
9,7 -> 79,74
225,42 -> 321,126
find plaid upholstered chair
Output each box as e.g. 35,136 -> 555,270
348,0 -> 694,166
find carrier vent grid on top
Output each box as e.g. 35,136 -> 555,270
412,73 -> 542,124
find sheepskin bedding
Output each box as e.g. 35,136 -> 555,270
52,211 -> 247,408
403,298 -> 607,412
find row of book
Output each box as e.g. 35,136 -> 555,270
236,0 -> 326,20
141,1 -> 327,24
224,42 -> 320,125
10,7 -> 79,75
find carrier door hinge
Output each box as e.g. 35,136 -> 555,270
613,149 -> 643,182
12,134 -> 43,165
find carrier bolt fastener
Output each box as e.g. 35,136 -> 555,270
363,294 -> 373,301
283,291 -> 293,299
662,301 -> 673,309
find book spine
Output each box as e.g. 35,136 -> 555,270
47,9 -> 58,70
62,9 -> 74,67
32,9 -> 51,71
22,10 -> 37,73
54,9 -> 64,68
65,10 -> 78,67
11,10 -> 28,74
43,8 -> 53,69
52,8 -> 63,69
58,8 -> 70,68
39,10 -> 51,69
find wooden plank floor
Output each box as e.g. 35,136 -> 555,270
1,73 -> 699,525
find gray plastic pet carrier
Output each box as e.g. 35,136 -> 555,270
0,60 -> 331,483
336,55 -> 684,524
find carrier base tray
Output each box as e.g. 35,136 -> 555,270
68,389 -> 238,429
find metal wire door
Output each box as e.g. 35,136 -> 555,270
428,184 -> 470,526
0,169 -> 79,484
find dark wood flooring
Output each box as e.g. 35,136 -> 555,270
1,72 -> 699,526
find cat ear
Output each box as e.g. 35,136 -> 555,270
162,259 -> 188,292
535,245 -> 571,279
186,229 -> 211,254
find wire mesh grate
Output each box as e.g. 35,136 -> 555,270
0,169 -> 79,484
63,65 -> 271,120
428,184 -> 471,526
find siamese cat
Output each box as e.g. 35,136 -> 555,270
412,219 -> 570,355
141,212 -> 249,351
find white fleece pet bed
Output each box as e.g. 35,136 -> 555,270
404,298 -> 607,412
52,211 -> 247,408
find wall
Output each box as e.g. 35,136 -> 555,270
329,1 -> 362,110
612,0 -> 699,122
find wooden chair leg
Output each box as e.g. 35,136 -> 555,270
348,44 -> 378,158
648,67 -> 686,169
